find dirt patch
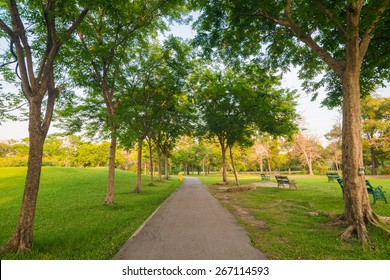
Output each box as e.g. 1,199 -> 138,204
227,184 -> 256,192
216,180 -> 235,185
251,182 -> 278,188
209,186 -> 268,230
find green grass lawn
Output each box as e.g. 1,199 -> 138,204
0,167 -> 181,260
198,174 -> 390,260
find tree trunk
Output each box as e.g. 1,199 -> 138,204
229,146 -> 240,187
104,135 -> 116,205
307,158 -> 314,176
259,155 -> 264,173
267,158 -> 272,174
2,100 -> 45,252
135,140 -> 142,193
340,62 -> 372,242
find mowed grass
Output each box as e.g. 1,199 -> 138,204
0,167 -> 181,260
198,174 -> 390,259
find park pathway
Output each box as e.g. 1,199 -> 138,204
113,177 -> 266,260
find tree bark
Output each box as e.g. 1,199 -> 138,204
104,135 -> 116,205
135,140 -> 142,193
2,100 -> 45,253
336,1 -> 383,243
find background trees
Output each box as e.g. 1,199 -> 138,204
361,95 -> 390,175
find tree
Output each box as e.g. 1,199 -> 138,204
325,119 -> 343,172
193,64 -> 297,186
193,0 -> 390,243
0,0 -> 88,253
290,133 -> 323,176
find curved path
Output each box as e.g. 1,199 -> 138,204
113,177 -> 266,260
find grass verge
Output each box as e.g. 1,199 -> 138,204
0,167 -> 181,259
198,174 -> 390,259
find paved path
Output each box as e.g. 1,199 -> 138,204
113,177 -> 266,260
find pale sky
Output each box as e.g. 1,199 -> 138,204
1,19 -> 389,145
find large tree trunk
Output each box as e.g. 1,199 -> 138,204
2,100 -> 46,252
229,146 -> 240,187
340,69 -> 376,242
104,135 -> 116,205
135,140 -> 142,193
340,12 -> 375,241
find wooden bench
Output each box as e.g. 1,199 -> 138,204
260,173 -> 270,181
337,178 -> 388,204
326,172 -> 340,182
275,175 -> 297,189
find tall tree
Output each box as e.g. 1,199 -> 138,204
193,64 -> 297,186
193,0 -> 390,243
291,133 -> 323,176
0,0 -> 88,253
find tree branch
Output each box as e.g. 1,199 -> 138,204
58,8 -> 89,46
315,0 -> 347,38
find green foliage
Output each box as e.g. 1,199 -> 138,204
193,63 -> 298,149
118,37 -> 194,150
361,95 -> 390,174
0,167 -> 182,259
192,0 -> 390,108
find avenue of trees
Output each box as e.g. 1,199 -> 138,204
1,0 -> 389,252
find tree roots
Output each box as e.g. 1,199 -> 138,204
323,212 -> 390,246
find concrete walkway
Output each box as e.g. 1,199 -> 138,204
113,177 -> 266,260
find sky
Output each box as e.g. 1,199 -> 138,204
0,19 -> 389,145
